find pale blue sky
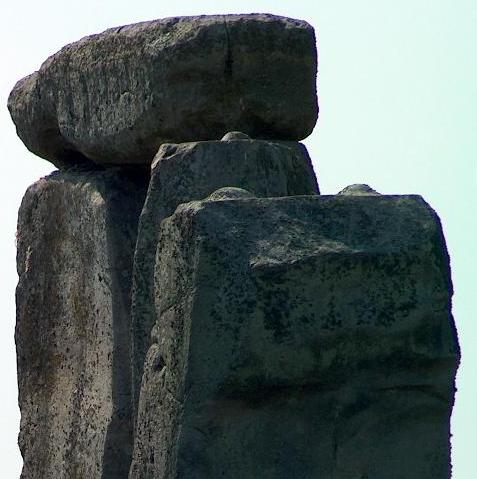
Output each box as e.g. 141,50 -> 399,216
1,1 -> 475,477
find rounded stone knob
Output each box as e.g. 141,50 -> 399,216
207,187 -> 255,201
220,131 -> 251,141
337,184 -> 381,196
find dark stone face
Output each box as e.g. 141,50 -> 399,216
129,139 -> 319,419
8,14 -> 318,168
131,194 -> 459,479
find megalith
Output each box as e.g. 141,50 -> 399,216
130,193 -> 459,479
16,169 -> 147,478
8,15 -> 318,168
9,11 -> 459,479
130,138 -> 319,414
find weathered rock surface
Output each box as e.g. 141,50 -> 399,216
8,14 -> 318,168
16,169 -> 147,478
130,139 -> 319,416
130,193 -> 459,479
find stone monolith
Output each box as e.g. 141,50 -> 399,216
16,169 -> 147,478
130,192 -> 459,479
8,14 -> 318,168
130,138 -> 319,417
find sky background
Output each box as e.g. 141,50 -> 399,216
1,0 -> 475,476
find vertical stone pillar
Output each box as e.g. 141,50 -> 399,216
16,169 -> 147,478
130,139 -> 319,416
130,192 -> 459,479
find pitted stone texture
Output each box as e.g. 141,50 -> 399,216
16,169 -> 147,478
130,139 -> 318,417
8,14 -> 318,168
130,194 -> 459,479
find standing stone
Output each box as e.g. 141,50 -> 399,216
16,169 -> 147,478
8,14 -> 318,168
130,193 -> 459,479
130,139 -> 319,418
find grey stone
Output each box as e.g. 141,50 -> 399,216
206,187 -> 255,200
130,194 -> 459,479
8,14 -> 318,169
338,184 -> 381,196
16,169 -> 148,478
130,139 -> 319,419
221,131 -> 251,141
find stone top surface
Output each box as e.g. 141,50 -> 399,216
173,193 -> 449,260
8,14 -> 318,169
